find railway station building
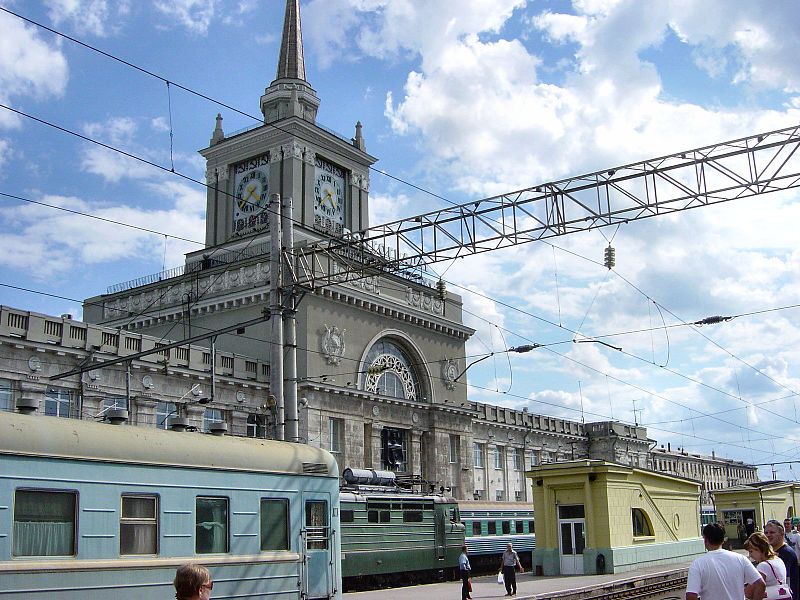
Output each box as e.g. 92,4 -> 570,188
0,0 -> 758,506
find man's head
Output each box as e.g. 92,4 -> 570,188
765,520 -> 786,549
702,523 -> 726,549
784,519 -> 792,533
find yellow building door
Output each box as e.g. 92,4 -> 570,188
558,505 -> 585,575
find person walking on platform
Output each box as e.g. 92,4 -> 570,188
766,519 -> 800,600
686,523 -> 765,600
745,532 -> 792,600
459,545 -> 472,600
500,542 -> 524,596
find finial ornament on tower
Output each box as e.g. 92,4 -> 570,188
260,0 -> 320,124
210,113 -> 225,145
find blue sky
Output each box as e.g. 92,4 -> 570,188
2,0 -> 800,479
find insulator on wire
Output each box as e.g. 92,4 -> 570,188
603,245 -> 616,269
436,278 -> 446,301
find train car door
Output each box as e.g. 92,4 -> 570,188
302,495 -> 334,599
434,504 -> 446,560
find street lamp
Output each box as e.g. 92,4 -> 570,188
453,344 -> 540,382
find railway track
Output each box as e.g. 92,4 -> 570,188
530,570 -> 687,600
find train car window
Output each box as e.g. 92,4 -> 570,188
472,521 -> 482,536
196,497 -> 229,554
502,521 -> 511,534
13,489 -> 77,557
368,510 -> 390,522
305,501 -> 329,550
529,520 -> 535,533
403,509 -> 423,522
488,521 -> 497,535
120,494 -> 158,555
515,521 -> 524,534
340,510 -> 354,523
260,499 -> 289,551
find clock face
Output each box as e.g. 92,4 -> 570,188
314,157 -> 346,234
232,154 -> 270,236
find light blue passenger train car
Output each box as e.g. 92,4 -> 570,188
0,411 -> 341,599
460,501 -> 536,571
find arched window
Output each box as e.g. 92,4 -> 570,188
632,508 -> 654,537
363,338 -> 422,401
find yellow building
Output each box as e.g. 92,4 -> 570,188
528,460 -> 703,575
713,482 -> 800,545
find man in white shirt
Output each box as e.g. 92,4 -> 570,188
686,523 -> 765,600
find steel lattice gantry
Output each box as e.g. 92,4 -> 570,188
289,123 -> 800,289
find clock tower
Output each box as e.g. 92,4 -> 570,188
200,0 -> 375,251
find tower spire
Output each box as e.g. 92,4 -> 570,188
276,0 -> 306,81
260,0 -> 320,124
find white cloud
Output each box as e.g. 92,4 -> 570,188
153,0 -> 218,35
44,0 -> 129,37
0,11 -> 68,129
0,186 -> 204,280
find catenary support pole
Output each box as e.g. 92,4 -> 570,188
269,193 -> 285,440
282,195 -> 299,443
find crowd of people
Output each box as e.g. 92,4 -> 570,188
687,518 -> 800,600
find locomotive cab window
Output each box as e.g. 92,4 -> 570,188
196,497 -> 229,554
120,494 -> 158,555
260,498 -> 289,551
13,489 -> 77,557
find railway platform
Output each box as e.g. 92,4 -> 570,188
344,561 -> 691,600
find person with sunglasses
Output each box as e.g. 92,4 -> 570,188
174,563 -> 214,600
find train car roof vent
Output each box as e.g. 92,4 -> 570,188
303,462 -> 329,474
343,467 -> 396,487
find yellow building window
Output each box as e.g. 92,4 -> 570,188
632,508 -> 654,537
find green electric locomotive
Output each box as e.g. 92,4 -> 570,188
339,468 -> 465,590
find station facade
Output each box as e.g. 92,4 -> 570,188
0,1 -> 759,506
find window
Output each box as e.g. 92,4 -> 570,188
13,489 -> 76,556
472,521 -> 482,536
529,520 -> 535,533
156,402 -> 175,429
515,491 -> 523,502
196,497 -> 228,553
340,510 -> 354,523
513,448 -> 523,471
496,490 -> 505,501
203,408 -> 225,433
103,395 -> 127,411
260,499 -> 289,551
363,339 -> 422,401
515,521 -> 524,534
531,450 -> 540,466
494,446 -> 503,469
305,500 -> 328,550
473,443 -> 485,468
473,489 -> 484,500
403,508 -> 423,523
449,435 -> 459,464
381,428 -> 406,471
0,379 -> 12,411
367,502 -> 391,523
488,521 -> 497,535
44,387 -> 72,418
120,495 -> 158,555
329,418 -> 343,453
632,508 -> 654,537
247,413 -> 267,438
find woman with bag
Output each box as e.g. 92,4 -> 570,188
459,545 -> 472,600
745,532 -> 792,600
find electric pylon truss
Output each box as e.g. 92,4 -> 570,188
291,122 -> 800,289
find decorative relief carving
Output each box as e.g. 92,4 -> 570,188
406,288 -> 444,316
348,275 -> 380,295
441,359 -> 459,390
352,172 -> 370,191
205,166 -> 229,184
282,141 -> 306,160
321,324 -> 346,365
103,262 -> 270,319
